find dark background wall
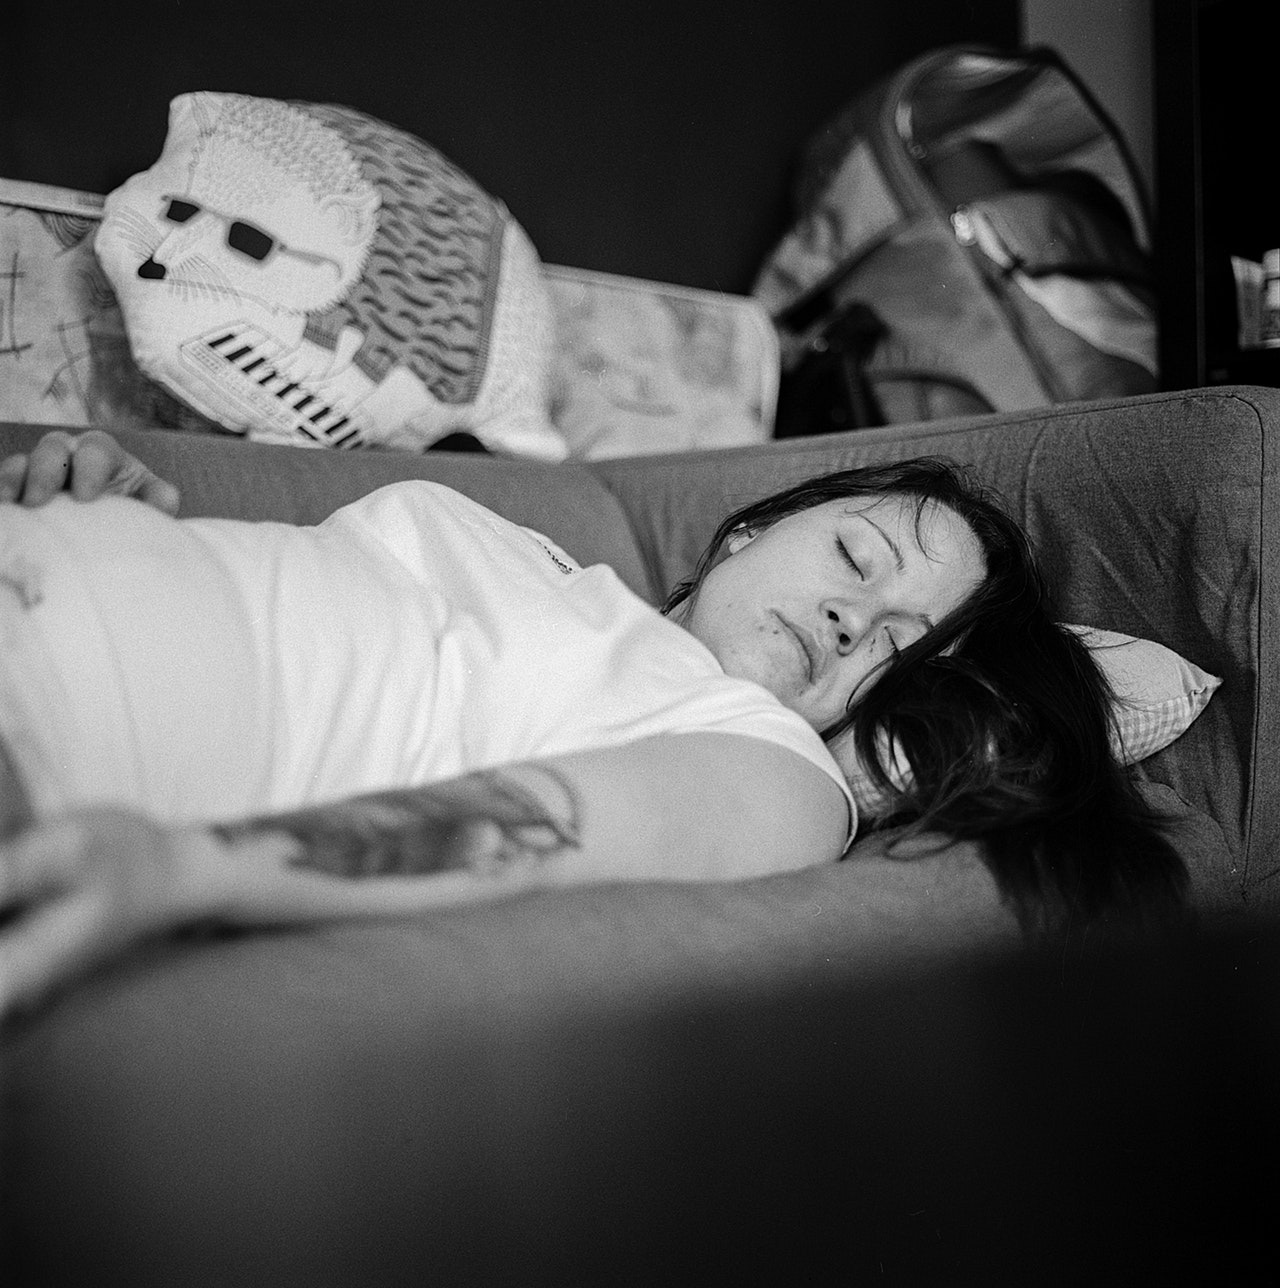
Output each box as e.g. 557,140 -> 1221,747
1,1 -> 1019,293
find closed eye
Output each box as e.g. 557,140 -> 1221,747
837,539 -> 864,580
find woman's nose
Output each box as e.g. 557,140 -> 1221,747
822,600 -> 865,655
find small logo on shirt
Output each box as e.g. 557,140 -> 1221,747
539,542 -> 576,574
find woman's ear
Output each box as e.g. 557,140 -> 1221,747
726,526 -> 757,555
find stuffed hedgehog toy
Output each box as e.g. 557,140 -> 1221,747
94,91 -> 564,458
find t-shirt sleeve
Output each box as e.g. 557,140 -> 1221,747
656,680 -> 859,846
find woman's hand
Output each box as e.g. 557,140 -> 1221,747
0,429 -> 181,515
0,809 -> 292,1023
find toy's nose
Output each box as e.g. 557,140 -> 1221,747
137,257 -> 167,280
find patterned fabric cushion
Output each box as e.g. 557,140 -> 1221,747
0,180 -> 165,430
92,92 -> 564,458
1063,624 -> 1222,761
544,266 -> 776,459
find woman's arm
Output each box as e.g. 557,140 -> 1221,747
0,429 -> 180,514
0,734 -> 849,1020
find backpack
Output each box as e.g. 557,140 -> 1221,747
754,45 -> 1157,434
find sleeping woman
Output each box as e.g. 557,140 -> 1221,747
0,430 -> 1186,1019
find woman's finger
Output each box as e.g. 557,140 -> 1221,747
19,431 -> 79,507
133,470 -> 182,517
65,433 -> 118,502
0,812 -> 182,1023
0,453 -> 32,504
0,816 -> 90,911
0,817 -> 106,1024
70,431 -> 182,515
0,890 -> 110,1023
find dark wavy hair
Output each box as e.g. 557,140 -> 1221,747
664,458 -> 1188,939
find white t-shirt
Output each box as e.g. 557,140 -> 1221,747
0,482 -> 854,834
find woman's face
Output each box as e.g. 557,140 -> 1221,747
673,493 -> 987,730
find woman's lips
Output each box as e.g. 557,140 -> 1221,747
775,612 -> 817,682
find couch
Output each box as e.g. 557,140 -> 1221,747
2,386 -> 1277,1284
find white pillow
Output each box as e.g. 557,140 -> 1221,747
836,625 -> 1222,823
1061,624 -> 1221,762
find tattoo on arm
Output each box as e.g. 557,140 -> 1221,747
212,764 -> 582,880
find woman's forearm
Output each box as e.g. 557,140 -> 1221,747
213,762 -> 583,881
202,763 -> 588,926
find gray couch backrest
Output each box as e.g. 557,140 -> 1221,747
592,386 -> 1280,910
